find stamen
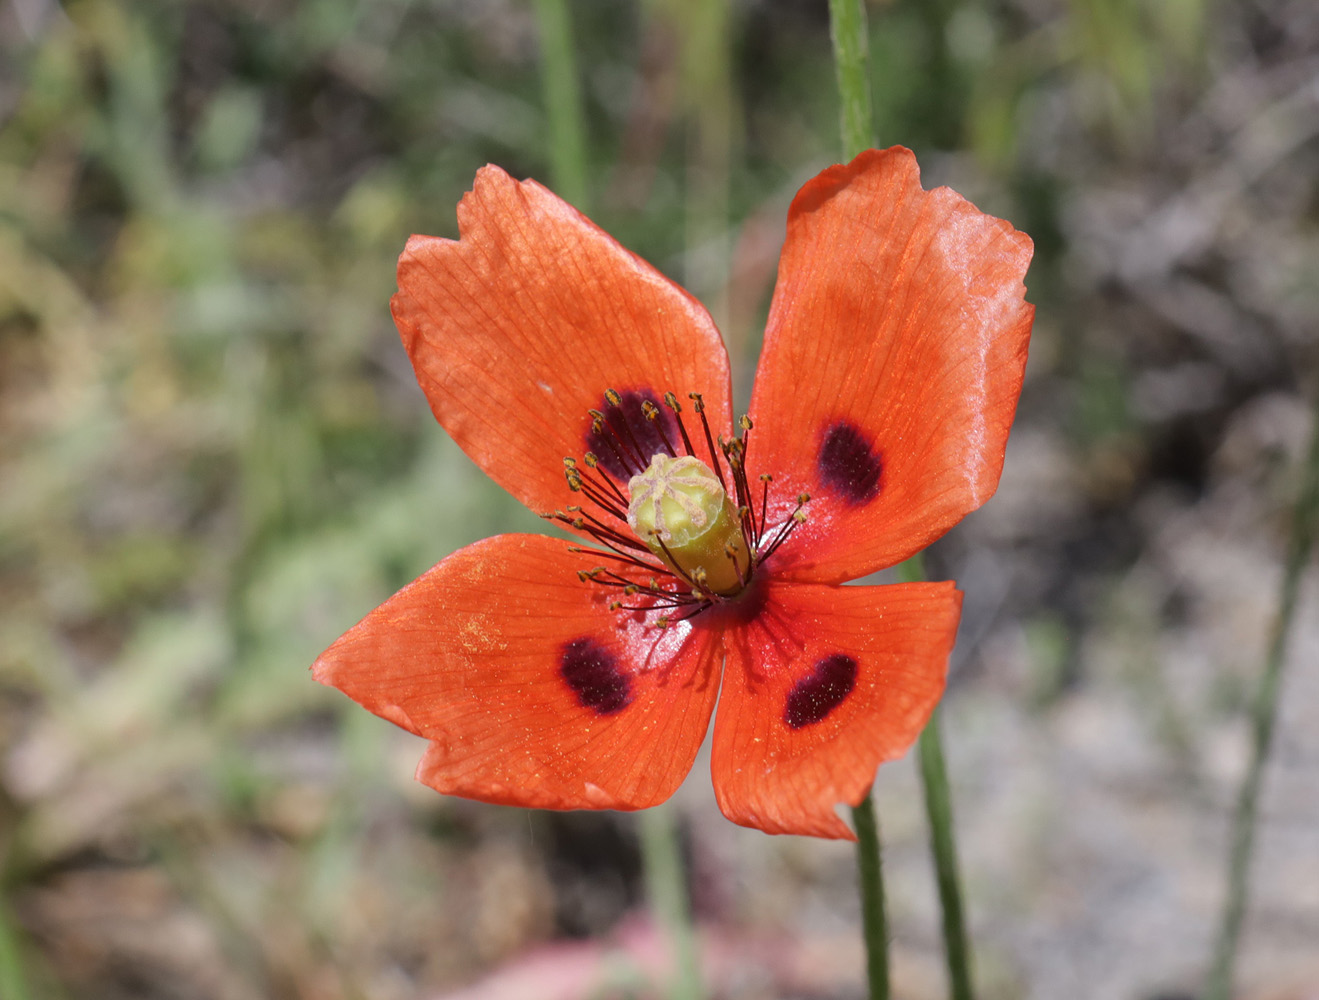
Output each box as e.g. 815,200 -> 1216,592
722,436 -> 748,511
758,474 -> 771,539
662,392 -> 698,457
641,399 -> 679,457
688,393 -> 727,489
603,389 -> 654,474
688,565 -> 710,599
590,408 -> 645,476
567,545 -> 664,573
572,467 -> 632,522
649,530 -> 696,588
758,493 -> 811,563
737,504 -> 755,555
724,538 -> 747,590
583,452 -> 629,505
560,505 -> 649,552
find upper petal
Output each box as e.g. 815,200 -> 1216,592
313,534 -> 723,811
710,578 -> 960,838
748,148 -> 1034,583
393,166 -> 733,519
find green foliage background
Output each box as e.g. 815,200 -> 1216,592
2,0 -> 1316,997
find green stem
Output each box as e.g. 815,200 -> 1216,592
1205,398 -> 1319,1000
639,805 -> 702,1000
919,711 -> 974,1000
532,0 -> 589,210
851,793 -> 890,1000
901,554 -> 976,1000
828,0 -> 875,159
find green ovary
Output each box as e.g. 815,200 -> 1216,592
627,453 -> 751,596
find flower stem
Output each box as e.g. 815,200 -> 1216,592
828,0 -> 875,159
639,804 -> 703,1000
851,792 -> 890,1000
901,554 -> 976,1000
919,710 -> 974,1000
1205,398 -> 1319,1000
531,0 -> 589,211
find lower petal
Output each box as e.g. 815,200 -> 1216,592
313,534 -> 723,812
710,579 -> 961,838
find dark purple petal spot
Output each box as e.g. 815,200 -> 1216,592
560,637 -> 631,715
817,422 -> 882,505
784,654 -> 857,729
586,389 -> 679,481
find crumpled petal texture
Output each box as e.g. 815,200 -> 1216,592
313,534 -> 722,811
749,147 -> 1034,584
710,580 -> 961,838
393,166 -> 733,522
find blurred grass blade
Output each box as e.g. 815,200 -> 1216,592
852,792 -> 890,1000
1205,398 -> 1319,1000
533,0 -> 589,210
829,0 -> 875,159
901,553 -> 975,1000
0,896 -> 34,1000
639,805 -> 702,1000
919,710 -> 974,1000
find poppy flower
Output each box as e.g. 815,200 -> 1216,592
313,147 -> 1033,839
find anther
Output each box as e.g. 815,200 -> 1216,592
724,539 -> 747,588
739,415 -> 752,432
584,452 -> 600,468
604,388 -> 623,407
688,392 -> 705,413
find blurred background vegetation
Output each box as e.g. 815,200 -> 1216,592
1,0 -> 1317,997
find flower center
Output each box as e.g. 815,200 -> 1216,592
543,388 -> 810,627
627,453 -> 751,596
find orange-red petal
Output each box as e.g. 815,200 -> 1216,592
312,534 -> 723,811
748,147 -> 1034,583
710,579 -> 961,838
392,166 -> 732,519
